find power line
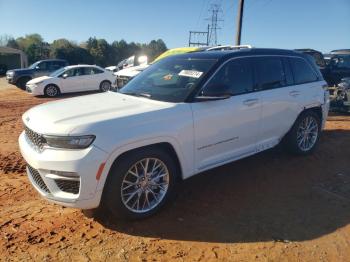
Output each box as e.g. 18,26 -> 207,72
206,3 -> 224,45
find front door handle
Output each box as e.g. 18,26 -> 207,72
243,98 -> 259,106
289,90 -> 301,97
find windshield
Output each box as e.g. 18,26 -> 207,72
50,67 -> 66,77
118,57 -> 217,102
28,61 -> 40,69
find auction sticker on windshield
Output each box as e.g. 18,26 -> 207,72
178,70 -> 203,78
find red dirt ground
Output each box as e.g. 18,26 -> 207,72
0,77 -> 350,261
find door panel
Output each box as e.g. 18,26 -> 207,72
83,67 -> 103,90
59,68 -> 87,93
256,56 -> 321,149
191,57 -> 262,171
33,61 -> 50,78
191,94 -> 261,171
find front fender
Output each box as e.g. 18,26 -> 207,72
95,136 -> 191,194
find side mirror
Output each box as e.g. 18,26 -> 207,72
195,84 -> 232,101
62,73 -> 68,79
35,66 -> 40,70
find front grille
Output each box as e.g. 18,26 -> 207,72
116,76 -> 131,88
55,179 -> 80,194
24,125 -> 46,151
27,165 -> 50,193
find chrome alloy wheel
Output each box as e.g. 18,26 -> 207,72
46,86 -> 58,96
296,116 -> 318,152
120,158 -> 170,213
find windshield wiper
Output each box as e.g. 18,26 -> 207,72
122,92 -> 152,99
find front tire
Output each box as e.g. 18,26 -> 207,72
17,77 -> 31,90
285,111 -> 321,155
100,81 -> 111,92
44,85 -> 60,97
103,147 -> 178,220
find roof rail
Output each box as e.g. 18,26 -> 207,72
206,45 -> 252,51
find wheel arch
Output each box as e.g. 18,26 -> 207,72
100,79 -> 112,86
283,105 -> 323,140
303,106 -> 323,122
44,83 -> 61,94
96,138 -> 187,194
15,75 -> 32,84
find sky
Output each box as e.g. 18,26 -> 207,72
0,0 -> 349,53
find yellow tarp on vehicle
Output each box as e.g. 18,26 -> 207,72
152,47 -> 200,63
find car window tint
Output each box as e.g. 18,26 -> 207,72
332,56 -> 350,69
49,61 -> 63,71
74,68 -> 85,76
84,67 -> 95,75
37,62 -> 47,70
204,58 -> 254,95
282,57 -> 294,85
290,57 -> 318,84
255,57 -> 286,90
94,68 -> 104,74
64,68 -> 84,77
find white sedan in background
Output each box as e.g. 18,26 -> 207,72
26,65 -> 116,97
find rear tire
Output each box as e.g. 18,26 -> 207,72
100,81 -> 111,92
284,110 -> 321,155
102,147 -> 179,220
44,85 -> 60,97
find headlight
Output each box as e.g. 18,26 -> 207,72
7,71 -> 14,76
34,81 -> 43,85
43,135 -> 95,149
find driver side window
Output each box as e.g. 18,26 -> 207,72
63,68 -> 85,77
203,58 -> 254,96
36,62 -> 48,71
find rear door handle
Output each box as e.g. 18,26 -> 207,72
289,90 -> 301,97
243,98 -> 259,106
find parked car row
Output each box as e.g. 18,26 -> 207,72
6,59 -> 69,89
6,60 -> 116,97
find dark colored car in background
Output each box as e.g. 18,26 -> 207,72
6,59 -> 69,89
0,64 -> 8,75
296,48 -> 350,86
295,49 -> 327,68
323,50 -> 350,86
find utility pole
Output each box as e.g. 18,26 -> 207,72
235,0 -> 245,45
207,4 -> 223,46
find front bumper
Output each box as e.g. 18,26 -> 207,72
6,74 -> 15,83
25,83 -> 43,95
19,131 -> 108,209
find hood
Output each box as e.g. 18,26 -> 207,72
22,92 -> 173,135
11,68 -> 34,74
114,64 -> 149,77
27,76 -> 52,84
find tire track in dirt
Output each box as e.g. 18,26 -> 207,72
0,152 -> 26,174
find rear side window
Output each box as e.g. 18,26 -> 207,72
204,58 -> 254,95
85,67 -> 104,75
93,68 -> 104,74
49,61 -> 64,71
289,57 -> 318,84
254,57 -> 286,90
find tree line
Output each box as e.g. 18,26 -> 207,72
0,34 -> 168,67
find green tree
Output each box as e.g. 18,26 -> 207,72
50,38 -> 93,65
15,34 -> 49,63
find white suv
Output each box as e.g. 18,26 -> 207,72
19,48 -> 329,220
